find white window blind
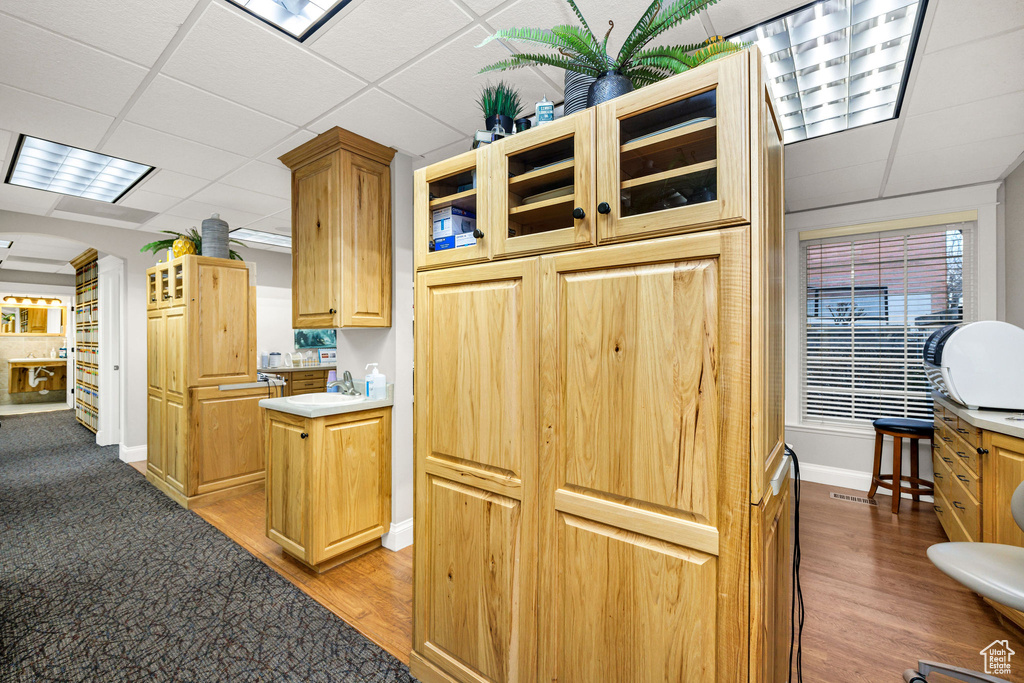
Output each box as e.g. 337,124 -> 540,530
800,222 -> 977,425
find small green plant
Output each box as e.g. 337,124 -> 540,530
477,0 -> 746,88
140,228 -> 245,261
477,80 -> 524,120
1,312 -> 14,324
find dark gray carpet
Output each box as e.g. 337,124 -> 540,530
0,410 -> 415,682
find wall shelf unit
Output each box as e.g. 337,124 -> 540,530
71,248 -> 99,433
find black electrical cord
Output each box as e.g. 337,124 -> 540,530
786,444 -> 804,683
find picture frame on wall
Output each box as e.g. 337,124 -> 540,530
294,328 -> 337,349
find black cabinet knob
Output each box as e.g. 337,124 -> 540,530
573,207 -> 586,220
300,432 -> 308,439
597,202 -> 611,214
329,308 -> 336,314
473,228 -> 485,239
978,447 -> 989,455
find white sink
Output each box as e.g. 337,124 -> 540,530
286,393 -> 365,407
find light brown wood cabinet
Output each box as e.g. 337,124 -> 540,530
146,255 -> 264,509
280,127 -> 396,329
264,406 -> 392,572
412,48 -> 789,683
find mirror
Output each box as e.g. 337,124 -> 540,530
0,305 -> 66,336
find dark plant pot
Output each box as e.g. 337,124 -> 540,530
564,70 -> 596,115
587,70 -> 634,107
514,117 -> 531,133
485,114 -> 514,135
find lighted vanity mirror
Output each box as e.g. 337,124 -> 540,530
0,305 -> 67,336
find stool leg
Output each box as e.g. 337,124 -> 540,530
869,431 -> 883,499
892,436 -> 903,514
910,438 -> 920,502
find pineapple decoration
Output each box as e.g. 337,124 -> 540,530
172,234 -> 197,257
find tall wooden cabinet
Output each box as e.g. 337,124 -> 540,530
280,127 -> 396,329
146,255 -> 264,509
413,48 -> 789,682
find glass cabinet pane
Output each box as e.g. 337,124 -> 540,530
172,263 -> 184,303
506,135 -> 575,239
416,149 -> 489,270
427,167 -> 479,253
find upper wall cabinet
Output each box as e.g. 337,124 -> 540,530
281,127 -> 396,329
414,148 -> 490,271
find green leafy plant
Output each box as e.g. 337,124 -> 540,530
477,0 -> 746,88
140,228 -> 245,261
1,313 -> 14,324
477,80 -> 524,120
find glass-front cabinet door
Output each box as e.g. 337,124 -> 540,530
596,52 -> 750,243
414,148 -> 489,270
490,109 -> 595,258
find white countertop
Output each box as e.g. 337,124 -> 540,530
258,364 -> 336,373
259,384 -> 394,419
934,392 -> 1024,440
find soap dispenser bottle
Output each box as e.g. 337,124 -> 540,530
365,363 -> 386,400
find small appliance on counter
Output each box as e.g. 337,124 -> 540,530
268,352 -> 282,368
923,321 -> 1024,410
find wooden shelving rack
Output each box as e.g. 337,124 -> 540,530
71,248 -> 99,433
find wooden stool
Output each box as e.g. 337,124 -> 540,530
868,417 -> 935,514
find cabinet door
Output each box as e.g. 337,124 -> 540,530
292,153 -> 339,328
538,230 -> 750,682
266,410 -> 310,560
490,109 -> 596,258
147,269 -> 159,309
751,476 -> 791,683
312,408 -> 391,565
341,151 -> 392,327
147,392 -> 165,479
983,432 -> 1024,547
164,307 -> 186,398
189,261 -> 256,386
191,386 -> 266,496
412,259 -> 538,683
414,149 -> 490,271
596,52 -> 749,243
147,310 -> 164,393
165,396 -> 187,494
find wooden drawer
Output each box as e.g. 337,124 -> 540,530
290,378 -> 326,391
948,474 -> 981,541
933,486 -> 956,540
932,451 -> 952,503
938,419 -> 981,476
952,458 -> 981,500
290,370 -> 328,381
955,416 -> 982,450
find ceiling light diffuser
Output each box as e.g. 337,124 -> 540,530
5,136 -> 153,203
0,240 -> 12,249
225,0 -> 352,40
730,0 -> 928,144
230,228 -> 292,249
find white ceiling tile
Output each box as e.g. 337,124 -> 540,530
0,129 -> 12,160
884,164 -> 1010,198
1,0 -> 199,67
190,183 -> 289,217
258,130 -> 318,164
463,0 -> 506,14
381,26 -> 555,135
886,134 -> 1024,195
310,88 -> 461,155
785,120 -> 897,179
925,0 -> 1024,54
137,213 -> 200,236
0,183 -> 59,214
48,210 -> 143,231
1,261 -> 61,274
313,0 -> 473,81
786,187 -> 881,213
126,76 -> 295,157
897,91 -> 1024,156
135,170 -> 209,198
162,3 -> 365,126
0,85 -> 113,150
785,161 -> 886,202
243,211 -> 291,234
706,0 -> 807,36
413,136 -> 474,169
0,14 -> 148,116
118,189 -> 182,214
908,28 -> 1024,116
166,199 -> 264,230
221,161 -> 292,199
102,122 -> 246,180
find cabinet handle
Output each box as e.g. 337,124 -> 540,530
943,416 -> 955,422
933,504 -> 943,512
573,207 -> 586,220
942,457 -> 954,465
300,432 -> 308,439
957,474 -> 969,483
978,447 -> 989,455
956,427 -> 969,434
957,451 -> 969,459
933,472 -> 943,479
163,294 -> 170,300
953,501 -> 966,511
941,436 -> 952,443
473,228 -> 485,239
597,202 -> 611,215
329,308 -> 336,314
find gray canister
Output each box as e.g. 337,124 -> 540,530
201,213 -> 230,259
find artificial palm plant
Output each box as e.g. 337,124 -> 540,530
140,228 -> 245,261
477,0 -> 745,90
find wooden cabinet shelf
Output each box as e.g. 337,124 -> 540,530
71,248 -> 99,433
619,158 -> 718,190
619,116 -> 716,155
508,159 -> 575,196
428,187 -> 476,210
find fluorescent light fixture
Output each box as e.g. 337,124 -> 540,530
224,0 -> 352,41
5,135 -> 153,202
730,0 -> 928,144
0,240 -> 12,249
230,228 -> 292,249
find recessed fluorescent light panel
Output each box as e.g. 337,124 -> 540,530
225,0 -> 352,41
0,240 -> 12,249
730,0 -> 928,144
5,135 -> 153,203
230,228 -> 292,249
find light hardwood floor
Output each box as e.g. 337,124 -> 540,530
127,460 -> 1024,680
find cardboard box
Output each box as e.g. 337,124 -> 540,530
432,206 -> 477,251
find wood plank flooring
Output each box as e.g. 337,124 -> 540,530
129,459 -> 1024,680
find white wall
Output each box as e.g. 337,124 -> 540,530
783,184 -> 1002,489
255,285 -> 295,357
1005,162 -> 1024,329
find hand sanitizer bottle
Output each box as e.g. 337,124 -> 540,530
364,363 -> 386,400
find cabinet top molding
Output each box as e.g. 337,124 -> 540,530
70,248 -> 98,270
279,126 -> 397,170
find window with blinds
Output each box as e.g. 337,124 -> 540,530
801,222 -> 976,425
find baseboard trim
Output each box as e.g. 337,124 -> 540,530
382,517 -> 413,551
800,462 -> 933,502
119,443 -> 146,463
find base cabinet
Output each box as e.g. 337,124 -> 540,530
265,407 -> 392,572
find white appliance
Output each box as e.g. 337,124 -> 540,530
923,321 -> 1024,410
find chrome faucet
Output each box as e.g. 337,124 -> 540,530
327,370 -> 360,396
27,351 -> 37,358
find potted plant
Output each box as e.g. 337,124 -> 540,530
477,0 -> 745,107
140,228 -> 245,261
477,81 -> 523,136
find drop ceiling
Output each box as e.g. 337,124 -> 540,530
0,0 -> 1021,243
0,233 -> 88,274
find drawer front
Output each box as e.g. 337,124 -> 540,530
955,416 -> 982,450
948,475 -> 980,541
933,487 -> 956,540
290,370 -> 327,381
290,378 -> 325,391
931,451 -> 952,503
938,420 -> 980,476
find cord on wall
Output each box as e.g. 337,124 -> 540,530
786,444 -> 804,683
